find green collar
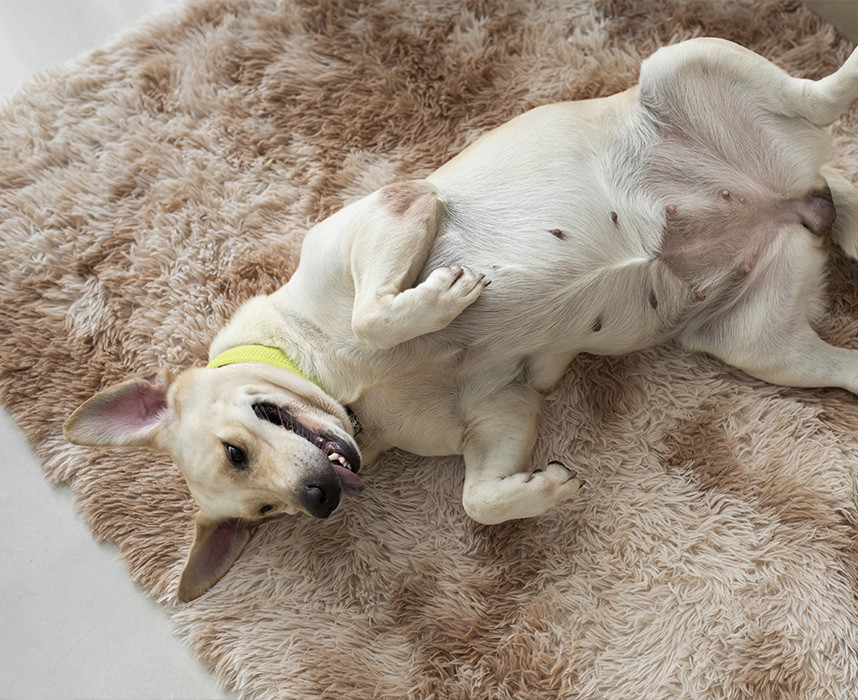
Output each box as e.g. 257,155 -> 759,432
207,344 -> 316,385
206,344 -> 362,436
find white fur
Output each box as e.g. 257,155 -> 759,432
66,38 -> 858,598
237,39 -> 858,524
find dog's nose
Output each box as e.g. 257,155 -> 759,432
299,478 -> 341,518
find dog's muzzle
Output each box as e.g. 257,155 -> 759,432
252,402 -> 364,509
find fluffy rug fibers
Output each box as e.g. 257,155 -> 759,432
2,0 -> 858,697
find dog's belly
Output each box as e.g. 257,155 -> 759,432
657,188 -> 834,287
420,81 -> 837,361
426,183 -> 834,365
421,109 -> 671,355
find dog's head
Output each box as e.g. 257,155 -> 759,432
63,361 -> 363,601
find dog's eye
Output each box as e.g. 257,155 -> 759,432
259,505 -> 274,516
223,443 -> 247,468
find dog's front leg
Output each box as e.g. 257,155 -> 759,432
461,383 -> 582,525
349,180 -> 489,350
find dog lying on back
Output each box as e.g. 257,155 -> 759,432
65,38 -> 858,600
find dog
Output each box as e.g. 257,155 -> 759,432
64,38 -> 858,601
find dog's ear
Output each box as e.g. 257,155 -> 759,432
177,514 -> 256,602
63,370 -> 173,448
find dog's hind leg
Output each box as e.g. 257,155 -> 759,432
460,383 -> 582,525
794,47 -> 858,126
679,226 -> 858,395
526,349 -> 578,392
823,166 -> 858,259
640,38 -> 858,126
685,321 -> 858,395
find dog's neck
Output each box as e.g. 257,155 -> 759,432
207,343 -> 362,436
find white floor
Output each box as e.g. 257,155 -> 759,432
0,4 -> 233,699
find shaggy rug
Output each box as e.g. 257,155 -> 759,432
3,0 -> 858,697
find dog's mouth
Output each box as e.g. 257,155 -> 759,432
252,402 -> 364,497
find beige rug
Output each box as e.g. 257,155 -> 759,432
3,0 -> 858,697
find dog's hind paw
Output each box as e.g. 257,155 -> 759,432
463,461 -> 583,524
524,460 -> 583,502
535,460 -> 578,480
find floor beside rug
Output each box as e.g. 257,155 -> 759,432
0,3 -> 233,698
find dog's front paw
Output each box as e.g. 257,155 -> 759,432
428,265 -> 490,298
422,266 -> 490,319
352,266 -> 491,348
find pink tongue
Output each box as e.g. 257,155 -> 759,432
333,463 -> 364,497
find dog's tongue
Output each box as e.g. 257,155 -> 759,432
333,463 -> 364,496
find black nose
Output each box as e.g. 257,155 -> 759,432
299,479 -> 341,518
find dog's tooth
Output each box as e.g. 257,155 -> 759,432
329,452 -> 340,462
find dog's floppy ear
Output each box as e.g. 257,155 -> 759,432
63,370 -> 173,448
177,514 -> 257,602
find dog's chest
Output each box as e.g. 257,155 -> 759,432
347,353 -> 471,456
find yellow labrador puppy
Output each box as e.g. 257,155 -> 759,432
66,39 -> 858,601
